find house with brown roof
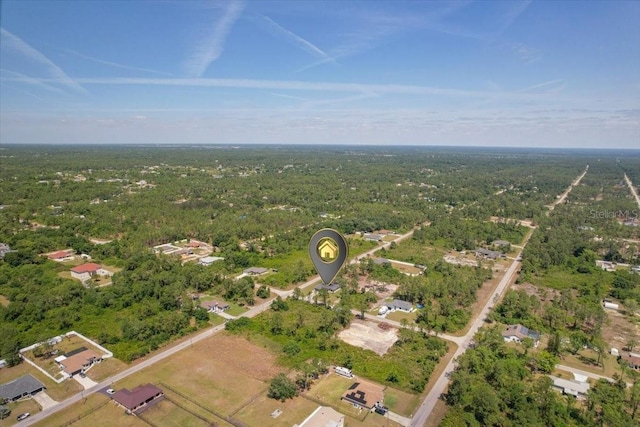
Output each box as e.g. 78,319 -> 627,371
621,353 -> 640,370
341,381 -> 384,410
57,349 -> 102,376
48,249 -> 74,261
112,384 -> 164,413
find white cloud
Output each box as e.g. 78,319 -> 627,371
0,28 -> 87,95
183,0 -> 245,77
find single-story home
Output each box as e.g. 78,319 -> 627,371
492,240 -> 510,247
243,267 -> 269,275
198,256 -> 224,266
112,384 -> 164,413
315,282 -> 341,293
385,299 -> 413,312
501,324 -> 540,345
200,300 -> 230,313
48,249 -> 74,261
341,381 -> 384,410
0,375 -> 45,402
70,263 -> 112,282
621,353 -> 640,370
363,233 -> 384,242
475,248 -> 505,260
58,349 -> 103,376
550,375 -> 590,398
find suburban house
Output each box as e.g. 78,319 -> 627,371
243,267 -> 269,276
198,256 -> 224,266
550,375 -> 590,398
475,248 -> 505,260
56,348 -> 103,376
298,406 -> 345,427
341,381 -> 384,410
200,300 -> 230,313
621,353 -> 640,370
0,375 -> 45,402
501,324 -> 540,346
48,249 -> 74,261
363,233 -> 384,242
70,263 -> 112,282
315,282 -> 341,293
384,299 -> 413,313
492,240 -> 510,247
112,384 -> 164,413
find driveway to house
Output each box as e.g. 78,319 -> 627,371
74,374 -> 98,389
32,392 -> 58,411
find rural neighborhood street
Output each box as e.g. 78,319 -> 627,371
624,174 -> 640,209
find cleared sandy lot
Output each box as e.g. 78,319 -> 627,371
338,320 -> 398,355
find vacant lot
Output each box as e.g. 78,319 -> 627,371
234,393 -> 318,426
338,321 -> 398,356
115,333 -> 282,418
139,399 -> 210,427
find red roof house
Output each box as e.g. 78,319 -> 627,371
48,250 -> 72,260
112,384 -> 164,412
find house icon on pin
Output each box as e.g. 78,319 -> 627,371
318,239 -> 338,261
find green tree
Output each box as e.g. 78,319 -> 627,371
267,373 -> 298,401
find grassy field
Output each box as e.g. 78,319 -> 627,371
0,398 -> 40,427
138,399 -> 211,427
30,394 -> 115,427
234,393 -> 318,427
85,357 -> 127,382
113,333 -> 281,418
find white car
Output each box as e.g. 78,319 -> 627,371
106,388 -> 116,395
17,413 -> 30,421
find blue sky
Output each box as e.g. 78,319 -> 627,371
1,0 -> 639,147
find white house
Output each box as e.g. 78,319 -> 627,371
70,263 -> 113,282
198,256 -> 224,266
501,324 -> 540,346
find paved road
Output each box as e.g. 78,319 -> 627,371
624,173 -> 640,209
409,242 -> 527,426
21,228 -> 419,427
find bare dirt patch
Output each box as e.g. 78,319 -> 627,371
0,294 -> 9,307
338,320 -> 398,356
602,309 -> 639,352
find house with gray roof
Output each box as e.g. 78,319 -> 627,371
0,374 -> 45,401
315,282 -> 341,293
385,299 -> 413,312
502,324 -> 540,345
243,267 -> 269,275
475,248 -> 505,260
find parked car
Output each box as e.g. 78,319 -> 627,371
79,372 -> 86,378
16,413 -> 30,421
106,388 -> 116,395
